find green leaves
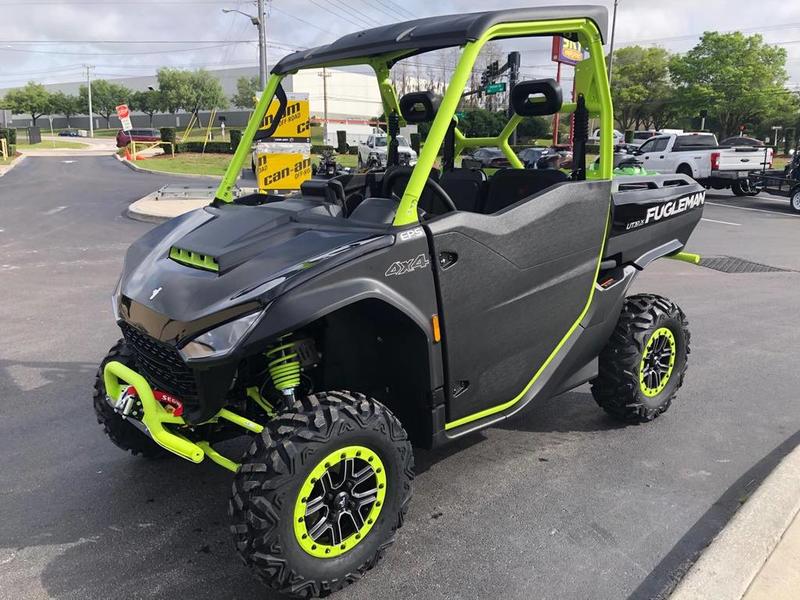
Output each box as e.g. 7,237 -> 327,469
232,76 -> 260,110
3,82 -> 52,125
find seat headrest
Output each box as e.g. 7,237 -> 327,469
399,91 -> 442,123
511,79 -> 563,117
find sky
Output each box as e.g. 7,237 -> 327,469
1,0 -> 799,90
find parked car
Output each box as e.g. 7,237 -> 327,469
517,146 -> 549,168
468,147 -> 511,168
588,127 -> 624,145
634,132 -> 773,195
630,130 -> 657,147
116,128 -> 161,148
59,129 -> 80,137
356,133 -> 417,170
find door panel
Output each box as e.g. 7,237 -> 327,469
426,180 -> 610,422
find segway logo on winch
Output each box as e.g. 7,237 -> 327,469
385,254 -> 430,277
645,192 -> 705,225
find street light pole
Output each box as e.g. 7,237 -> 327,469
223,1 -> 269,90
607,0 -> 619,83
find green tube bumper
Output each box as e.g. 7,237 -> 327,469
666,251 -> 701,265
103,360 -> 264,471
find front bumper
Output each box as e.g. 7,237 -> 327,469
103,360 -> 264,470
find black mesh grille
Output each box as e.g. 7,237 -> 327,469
699,256 -> 791,273
120,322 -> 199,407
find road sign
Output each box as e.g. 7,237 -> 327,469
115,104 -> 132,131
485,82 -> 507,95
551,36 -> 585,66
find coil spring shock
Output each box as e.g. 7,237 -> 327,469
266,335 -> 301,401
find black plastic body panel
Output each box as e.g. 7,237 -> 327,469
426,180 -> 610,423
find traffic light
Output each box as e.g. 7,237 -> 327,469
490,60 -> 500,77
480,70 -> 488,88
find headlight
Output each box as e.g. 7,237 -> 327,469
180,311 -> 262,360
111,276 -> 122,321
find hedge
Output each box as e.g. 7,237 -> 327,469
230,128 -> 243,150
159,127 -> 176,146
175,141 -> 234,153
311,144 -> 335,154
0,128 -> 17,145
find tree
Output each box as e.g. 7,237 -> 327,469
4,82 -> 51,126
232,76 -> 259,109
131,89 -> 161,127
183,70 -> 228,126
50,92 -> 82,127
80,80 -> 132,128
610,46 -> 674,131
670,32 -> 792,139
156,68 -> 191,115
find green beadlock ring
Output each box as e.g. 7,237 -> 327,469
639,327 -> 677,397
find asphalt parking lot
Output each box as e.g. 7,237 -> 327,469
1,157 -> 799,600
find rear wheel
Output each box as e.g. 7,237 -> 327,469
790,186 -> 800,214
676,164 -> 694,180
230,391 -> 413,598
93,340 -> 166,458
591,294 -> 690,423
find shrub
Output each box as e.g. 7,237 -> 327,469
229,128 -> 243,150
175,141 -> 234,154
311,144 -> 335,154
0,128 -> 17,145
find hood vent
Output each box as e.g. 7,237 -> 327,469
169,247 -> 219,272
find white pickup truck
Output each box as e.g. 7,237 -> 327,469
634,132 -> 773,195
357,133 -> 417,170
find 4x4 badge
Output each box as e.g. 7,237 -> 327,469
385,254 -> 430,277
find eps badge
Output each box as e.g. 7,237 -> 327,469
385,253 -> 430,277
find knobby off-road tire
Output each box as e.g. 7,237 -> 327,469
230,391 -> 414,598
93,339 -> 166,458
591,294 -> 690,423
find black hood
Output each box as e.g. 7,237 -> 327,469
118,199 -> 391,342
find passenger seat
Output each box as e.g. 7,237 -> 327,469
439,168 -> 487,213
482,168 -> 569,214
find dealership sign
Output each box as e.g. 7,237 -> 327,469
551,36 -> 585,66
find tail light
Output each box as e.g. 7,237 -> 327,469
711,151 -> 720,171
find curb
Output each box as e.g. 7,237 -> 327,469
114,153 -> 220,179
0,154 -> 27,177
670,440 -> 800,600
125,191 -> 213,224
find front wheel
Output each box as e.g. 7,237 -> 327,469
230,391 -> 414,598
591,294 -> 690,423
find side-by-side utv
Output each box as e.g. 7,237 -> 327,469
96,6 -> 705,597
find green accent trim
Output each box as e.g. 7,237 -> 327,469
293,445 -> 386,558
667,251 -> 701,265
445,202 -> 612,430
215,73 -> 284,203
197,441 -> 239,472
169,247 -> 220,272
639,327 -> 676,397
246,386 -> 276,417
394,17 -> 612,226
102,361 -> 263,466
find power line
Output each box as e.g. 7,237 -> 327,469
0,42 -> 253,56
305,0 -> 370,30
325,0 -> 384,28
271,5 -> 337,37
2,40 -> 256,44
375,0 -> 417,20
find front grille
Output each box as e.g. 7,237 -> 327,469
120,322 -> 199,408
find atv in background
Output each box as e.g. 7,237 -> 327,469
96,6 -> 704,597
312,148 -> 352,178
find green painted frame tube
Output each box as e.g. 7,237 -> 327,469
667,251 -> 701,265
197,442 -> 240,472
103,360 -> 205,463
394,17 -> 612,226
215,73 -> 284,203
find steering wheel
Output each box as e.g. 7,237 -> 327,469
381,169 -> 458,215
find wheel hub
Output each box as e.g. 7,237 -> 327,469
293,445 -> 387,558
639,327 -> 677,397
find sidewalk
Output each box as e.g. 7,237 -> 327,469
671,441 -> 800,600
126,189 -> 216,223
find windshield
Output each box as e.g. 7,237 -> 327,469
374,136 -> 408,147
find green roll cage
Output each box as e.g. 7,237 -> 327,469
214,16 -> 614,226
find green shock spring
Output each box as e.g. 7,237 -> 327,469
266,336 -> 301,397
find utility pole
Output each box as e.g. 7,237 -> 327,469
84,64 -> 95,138
607,0 -> 619,83
257,0 -> 268,90
507,52 -> 520,146
318,67 -> 332,145
223,1 -> 269,90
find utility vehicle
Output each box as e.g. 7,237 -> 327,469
96,6 -> 705,597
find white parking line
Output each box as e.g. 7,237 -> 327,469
706,201 -> 800,218
702,218 -> 741,226
43,206 -> 67,215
